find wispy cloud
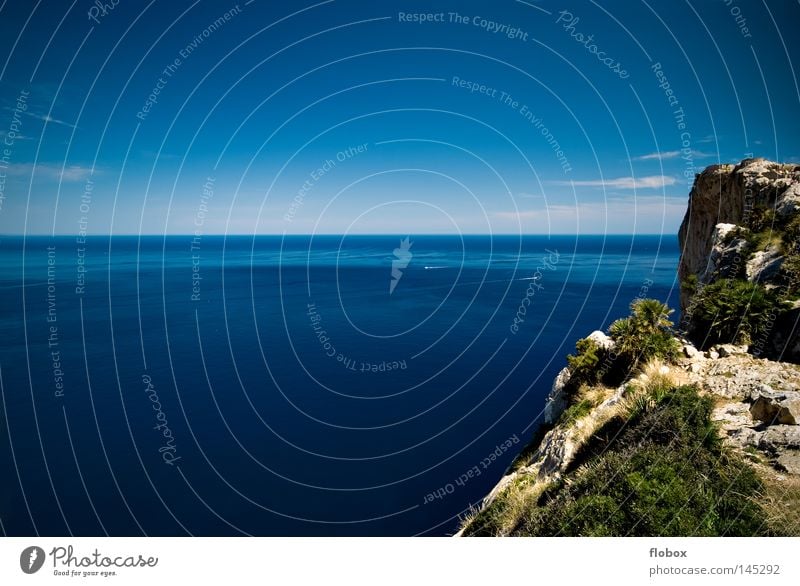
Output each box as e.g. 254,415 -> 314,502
3,105 -> 80,130
696,134 -> 718,144
633,150 -> 714,161
550,175 -> 677,189
492,196 -> 687,232
4,163 -> 93,181
24,110 -> 79,130
0,130 -> 31,141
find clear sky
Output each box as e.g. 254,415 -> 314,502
0,0 -> 798,235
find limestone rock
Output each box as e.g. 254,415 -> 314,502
706,236 -> 749,282
543,367 -> 571,425
776,183 -> 800,219
683,344 -> 701,359
586,330 -> 614,351
678,158 -> 800,310
713,402 -> 753,430
759,425 -> 800,453
684,352 -> 800,401
714,344 -> 749,357
777,452 -> 800,475
750,389 -> 800,425
746,246 -> 784,284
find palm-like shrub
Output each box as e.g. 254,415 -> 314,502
687,279 -> 781,348
609,299 -> 679,370
565,299 -> 678,389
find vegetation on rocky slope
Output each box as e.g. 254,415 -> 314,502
678,159 -> 800,360
461,298 -> 793,537
686,279 -> 782,349
462,371 -> 772,536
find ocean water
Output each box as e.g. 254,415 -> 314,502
0,234 -> 679,536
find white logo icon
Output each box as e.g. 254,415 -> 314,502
390,237 -> 413,295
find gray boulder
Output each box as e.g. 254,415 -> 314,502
759,425 -> 800,453
777,452 -> 800,475
750,389 -> 800,425
746,246 -> 784,284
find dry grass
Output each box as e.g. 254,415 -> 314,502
459,475 -> 551,536
621,360 -> 684,417
759,469 -> 800,536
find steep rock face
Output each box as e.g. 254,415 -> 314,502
543,367 -> 571,425
678,158 -> 800,362
479,381 -> 627,510
678,158 -> 800,309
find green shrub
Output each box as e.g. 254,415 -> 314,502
566,338 -> 602,387
558,398 -> 595,427
780,255 -> 800,298
504,385 -> 765,536
687,279 -> 782,348
750,206 -> 776,234
565,299 -> 678,390
681,274 -> 698,297
609,299 -> 680,370
783,215 -> 800,248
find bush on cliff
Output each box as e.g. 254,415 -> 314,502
464,384 -> 766,537
566,299 -> 679,390
609,299 -> 679,369
687,278 -> 781,348
566,338 -> 602,386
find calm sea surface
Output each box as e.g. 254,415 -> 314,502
0,234 -> 679,535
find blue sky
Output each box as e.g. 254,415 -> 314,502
0,0 -> 798,235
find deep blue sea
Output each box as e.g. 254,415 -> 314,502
0,235 -> 679,536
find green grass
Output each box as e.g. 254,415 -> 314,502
462,385 -> 767,537
558,399 -> 595,427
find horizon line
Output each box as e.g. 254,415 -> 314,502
1,232 -> 677,237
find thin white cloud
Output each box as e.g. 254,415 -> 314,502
492,196 -> 687,233
24,110 -> 79,130
696,134 -> 719,144
633,150 -> 714,161
3,105 -> 80,130
0,130 -> 31,141
4,163 -> 93,181
550,175 -> 677,189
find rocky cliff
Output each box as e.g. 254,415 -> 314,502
460,159 -> 800,537
678,158 -> 800,361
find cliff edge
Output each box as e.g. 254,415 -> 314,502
459,159 -> 800,537
678,158 -> 800,361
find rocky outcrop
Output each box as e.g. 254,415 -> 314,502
750,389 -> 800,425
465,336 -> 800,536
543,367 -> 571,425
684,348 -> 800,472
462,159 -> 800,536
678,158 -> 800,308
747,246 -> 784,284
678,158 -> 800,363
